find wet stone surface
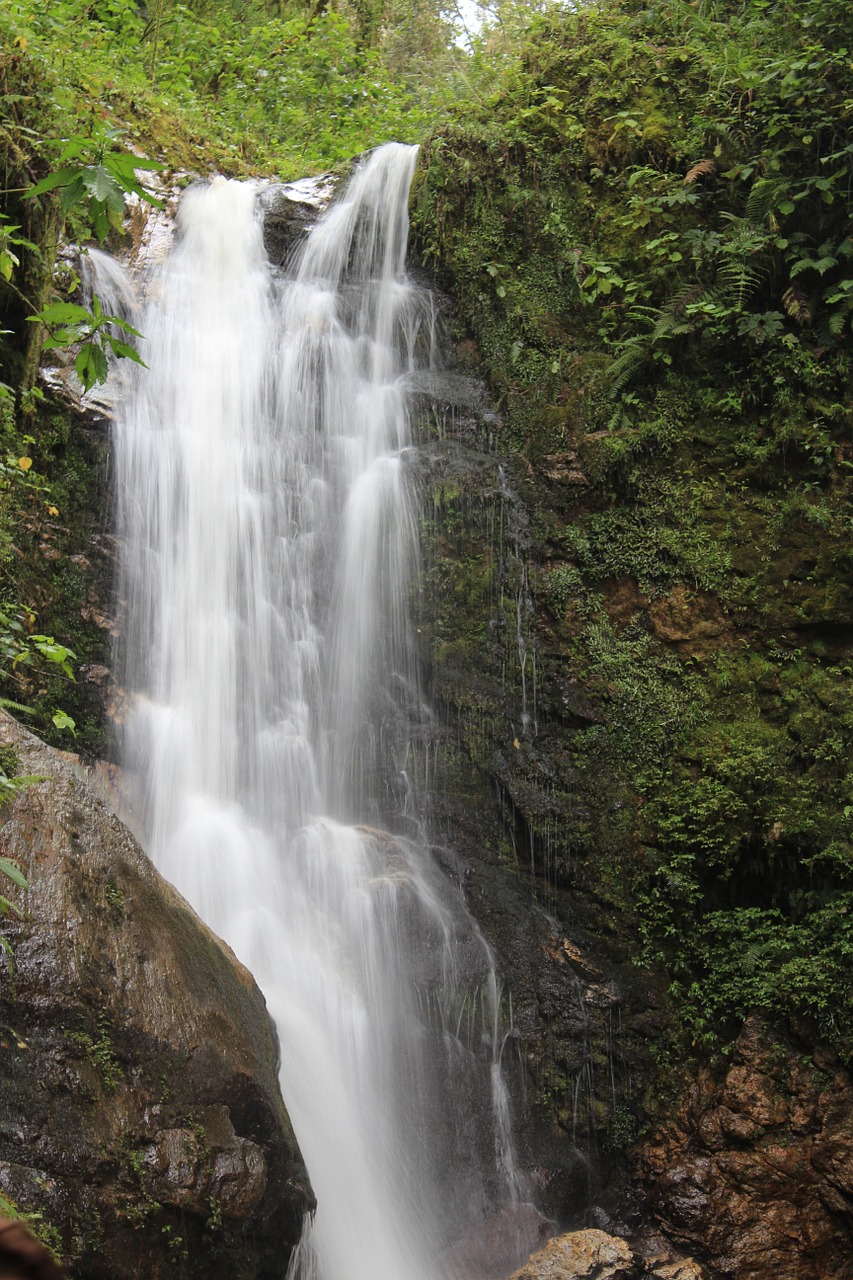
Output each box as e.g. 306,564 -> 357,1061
0,712 -> 311,1279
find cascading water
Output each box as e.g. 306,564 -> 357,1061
110,143 -> 527,1280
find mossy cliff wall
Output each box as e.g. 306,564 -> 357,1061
408,0 -> 853,1273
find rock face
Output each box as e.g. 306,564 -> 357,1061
636,1017 -> 853,1279
0,712 -> 312,1278
258,176 -> 337,266
408,366 -> 665,1226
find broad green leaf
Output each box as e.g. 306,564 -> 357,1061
53,137 -> 90,162
108,314 -> 144,338
58,175 -> 87,213
42,327 -> 89,349
25,166 -> 79,197
109,176 -> 165,209
0,858 -> 27,890
30,301 -> 92,325
52,710 -> 76,736
84,164 -> 118,204
75,342 -> 109,392
105,337 -> 146,366
92,208 -> 110,243
107,154 -> 164,175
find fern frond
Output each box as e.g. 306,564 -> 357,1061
745,177 -> 788,227
718,214 -> 769,256
606,335 -> 652,393
0,697 -> 34,716
828,309 -> 847,337
718,258 -> 764,309
684,158 -> 716,184
781,285 -> 811,325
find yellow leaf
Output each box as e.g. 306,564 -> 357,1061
14,34 -> 28,51
47,505 -> 59,516
513,737 -> 520,749
18,456 -> 32,471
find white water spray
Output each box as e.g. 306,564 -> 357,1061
112,144 -> 523,1280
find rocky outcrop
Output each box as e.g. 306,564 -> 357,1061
0,712 -> 312,1278
636,1017 -> 853,1279
258,176 -> 336,266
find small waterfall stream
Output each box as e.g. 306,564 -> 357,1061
109,144 -> 527,1280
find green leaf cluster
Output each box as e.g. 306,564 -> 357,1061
1,0 -> 461,179
29,297 -> 145,393
27,123 -> 164,244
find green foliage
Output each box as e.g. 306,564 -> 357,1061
670,904 -> 853,1056
414,0 -> 853,440
1,0 -> 460,180
0,757 -> 35,977
0,853 -> 27,940
414,0 -> 853,1063
0,216 -> 37,286
0,1193 -> 63,1264
29,297 -> 144,393
51,709 -> 76,736
26,121 -> 164,244
68,1012 -> 124,1091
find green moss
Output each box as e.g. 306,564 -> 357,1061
0,1192 -> 63,1264
67,1013 -> 124,1092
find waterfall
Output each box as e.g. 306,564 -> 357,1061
111,143 -> 523,1280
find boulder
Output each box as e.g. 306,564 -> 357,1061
508,1229 -> 705,1280
0,712 -> 312,1278
509,1230 -> 636,1280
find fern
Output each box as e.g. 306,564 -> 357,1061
606,334 -> 654,394
828,310 -> 847,337
744,177 -> 788,227
684,158 -> 717,185
718,256 -> 764,309
781,285 -> 811,324
0,697 -> 34,716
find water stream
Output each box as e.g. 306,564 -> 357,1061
110,143 -> 525,1280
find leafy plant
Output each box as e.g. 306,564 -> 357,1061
0,775 -> 33,974
28,296 -> 144,393
26,122 -> 163,244
0,216 -> 37,286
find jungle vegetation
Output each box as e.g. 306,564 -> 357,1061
1,0 -> 852,1068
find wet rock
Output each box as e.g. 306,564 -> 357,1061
443,1202 -> 555,1280
0,711 -> 312,1279
539,453 -> 589,486
258,176 -> 336,266
646,584 -> 731,657
636,1016 -> 853,1279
